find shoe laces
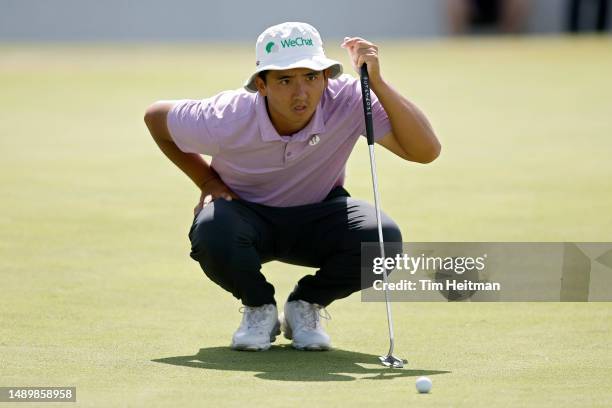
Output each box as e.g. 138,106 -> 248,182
239,305 -> 274,330
298,302 -> 331,330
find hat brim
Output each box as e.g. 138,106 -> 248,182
244,56 -> 343,93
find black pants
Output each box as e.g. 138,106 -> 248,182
188,186 -> 403,307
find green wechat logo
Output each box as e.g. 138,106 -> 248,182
265,37 -> 314,54
265,41 -> 279,54
280,37 -> 313,48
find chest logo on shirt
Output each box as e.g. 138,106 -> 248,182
309,135 -> 320,146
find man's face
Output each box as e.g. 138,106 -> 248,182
255,68 -> 328,135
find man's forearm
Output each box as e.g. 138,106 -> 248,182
152,137 -> 218,190
371,78 -> 440,163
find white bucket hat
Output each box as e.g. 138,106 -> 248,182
244,22 -> 343,93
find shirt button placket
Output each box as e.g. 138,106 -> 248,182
284,144 -> 292,164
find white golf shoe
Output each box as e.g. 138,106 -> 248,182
281,300 -> 332,351
231,304 -> 280,351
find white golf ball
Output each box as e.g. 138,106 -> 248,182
415,376 -> 432,393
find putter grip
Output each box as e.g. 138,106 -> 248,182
360,64 -> 375,146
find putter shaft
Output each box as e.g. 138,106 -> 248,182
360,63 -> 404,368
368,144 -> 395,358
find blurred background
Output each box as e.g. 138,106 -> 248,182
2,2 -> 612,406
1,0 -> 610,41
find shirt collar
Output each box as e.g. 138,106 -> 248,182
256,93 -> 326,143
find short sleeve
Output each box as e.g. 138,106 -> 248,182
166,99 -> 220,155
369,90 -> 392,142
332,75 -> 392,142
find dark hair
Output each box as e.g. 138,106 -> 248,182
257,70 -> 269,84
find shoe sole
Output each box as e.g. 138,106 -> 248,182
231,320 -> 281,352
291,343 -> 332,351
280,313 -> 331,351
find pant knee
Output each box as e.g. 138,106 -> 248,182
357,220 -> 403,247
188,200 -> 246,263
189,218 -> 227,263
382,221 -> 403,243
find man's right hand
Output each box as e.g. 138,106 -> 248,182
194,178 -> 240,216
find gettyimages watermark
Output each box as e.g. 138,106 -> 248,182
360,243 -> 612,302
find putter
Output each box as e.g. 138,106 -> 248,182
359,63 -> 405,369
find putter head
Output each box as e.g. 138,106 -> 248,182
379,355 -> 406,369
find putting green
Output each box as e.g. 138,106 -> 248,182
1,36 -> 611,407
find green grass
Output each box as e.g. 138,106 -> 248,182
1,36 -> 612,407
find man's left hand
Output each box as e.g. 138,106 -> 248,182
341,37 -> 383,86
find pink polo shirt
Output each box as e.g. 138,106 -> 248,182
167,74 -> 391,207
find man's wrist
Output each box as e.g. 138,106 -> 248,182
369,74 -> 388,95
198,175 -> 220,190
